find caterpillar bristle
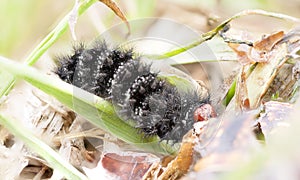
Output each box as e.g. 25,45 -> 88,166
54,40 -> 209,143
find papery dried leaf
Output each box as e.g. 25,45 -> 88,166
228,31 -> 285,64
246,43 -> 288,108
0,142 -> 29,179
263,64 -> 298,102
0,126 -> 12,146
249,31 -> 285,62
235,66 -> 250,110
228,43 -> 289,110
228,43 -> 252,65
220,100 -> 300,180
68,0 -> 81,40
143,125 -> 210,180
254,31 -> 285,52
157,131 -> 195,180
293,61 -> 300,80
190,113 -> 260,179
282,27 -> 300,58
25,89 -> 103,179
257,101 -> 293,140
102,153 -> 153,180
29,90 -> 76,147
58,117 -> 101,169
20,156 -> 53,179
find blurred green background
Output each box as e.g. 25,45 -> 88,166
0,0 -> 299,61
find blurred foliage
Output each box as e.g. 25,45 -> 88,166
0,0 -> 74,59
0,0 -> 35,58
0,0 -> 156,60
1,0 -> 299,60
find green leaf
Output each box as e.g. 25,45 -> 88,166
223,79 -> 236,106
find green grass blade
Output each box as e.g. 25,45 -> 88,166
0,72 -> 15,98
223,79 -> 236,106
0,56 -> 176,155
0,114 -> 88,180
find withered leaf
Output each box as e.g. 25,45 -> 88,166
235,66 -> 250,110
229,31 -> 285,64
254,31 -> 285,52
99,0 -> 130,34
257,101 -> 293,140
102,153 -> 152,180
250,31 -> 285,62
229,43 -> 252,65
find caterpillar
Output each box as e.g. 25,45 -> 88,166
55,40 -> 213,143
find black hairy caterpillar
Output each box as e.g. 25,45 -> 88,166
55,40 -> 212,143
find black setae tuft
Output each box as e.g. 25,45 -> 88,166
55,40 -> 208,143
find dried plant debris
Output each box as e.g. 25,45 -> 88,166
58,117 -> 101,171
102,153 -> 154,180
143,130 -> 196,180
0,86 -> 103,179
263,64 -> 299,102
98,0 -> 130,33
0,142 -> 28,179
91,122 -> 208,180
19,156 -> 53,179
185,113 -> 261,179
28,91 -> 76,147
0,125 -> 13,147
183,100 -> 297,179
28,92 -> 102,178
226,29 -> 299,109
228,31 -> 285,64
256,101 -> 293,141
83,135 -> 160,179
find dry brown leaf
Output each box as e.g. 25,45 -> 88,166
246,43 -> 288,108
189,113 -> 260,179
228,43 -> 252,65
249,31 -> 285,62
157,131 -> 195,180
293,60 -> 300,79
254,31 -> 285,52
101,153 -> 153,180
0,143 -> 29,179
263,64 -> 298,102
229,31 -> 285,64
227,42 -> 288,111
0,125 -> 12,146
257,101 -> 293,141
143,123 -> 210,180
99,0 -> 130,34
235,66 -> 250,110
